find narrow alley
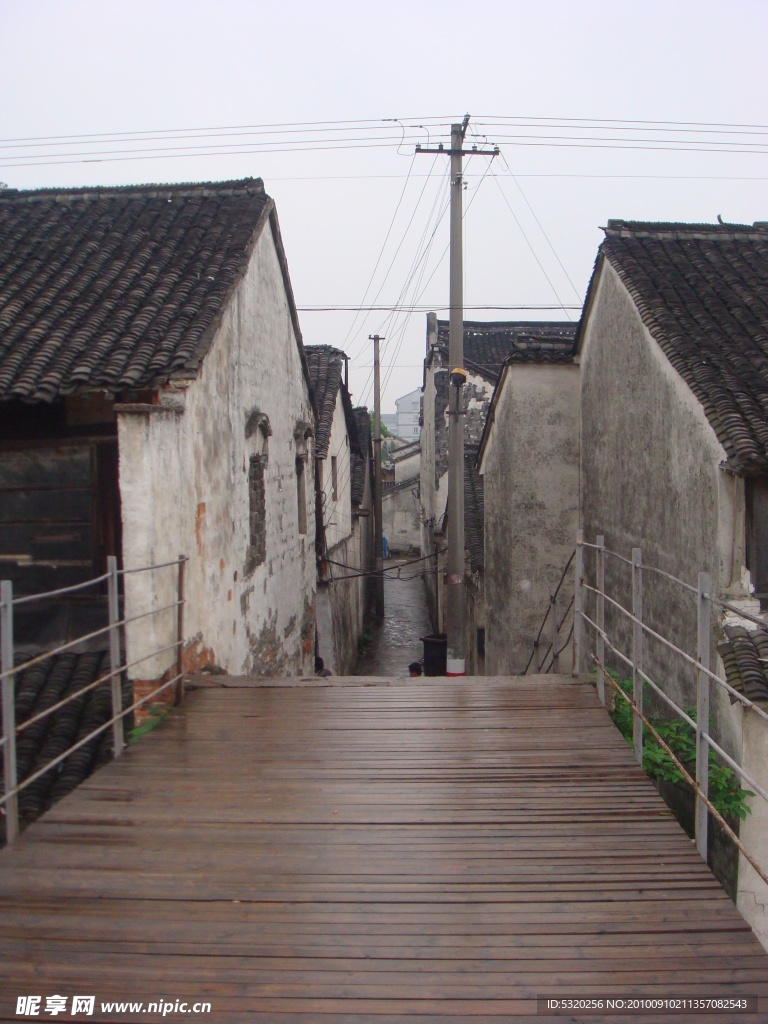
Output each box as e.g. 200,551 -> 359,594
355,559 -> 433,676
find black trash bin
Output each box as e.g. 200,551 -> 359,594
420,633 -> 447,676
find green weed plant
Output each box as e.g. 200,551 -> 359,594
607,673 -> 753,821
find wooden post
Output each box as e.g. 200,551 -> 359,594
632,548 -> 643,766
572,530 -> 584,676
551,591 -> 559,673
107,556 -> 124,759
176,555 -> 186,705
695,571 -> 711,861
596,535 -> 605,705
1,579 -> 18,843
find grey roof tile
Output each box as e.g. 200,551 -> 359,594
717,623 -> 768,703
593,220 -> 768,473
351,407 -> 371,508
0,179 -> 271,402
1,650 -> 133,842
436,319 -> 577,382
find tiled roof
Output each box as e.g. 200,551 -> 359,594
464,451 -> 485,574
391,440 -> 420,463
717,624 -> 768,703
0,179 -> 273,402
436,319 -> 578,382
351,407 -> 371,508
592,219 -> 768,473
1,650 -> 133,841
305,345 -> 359,460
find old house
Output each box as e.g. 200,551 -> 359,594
477,344 -> 580,675
305,345 -> 372,673
0,178 -> 317,703
394,387 -> 421,442
382,439 -> 421,555
420,312 -> 577,670
577,217 -> 768,945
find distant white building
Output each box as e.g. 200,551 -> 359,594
395,388 -> 421,442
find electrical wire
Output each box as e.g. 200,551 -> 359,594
489,167 -> 573,320
346,156 -> 443,362
304,304 -> 582,312
496,146 -> 583,304
7,114 -> 768,169
338,154 -> 417,352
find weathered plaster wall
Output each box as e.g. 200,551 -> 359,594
319,391 -> 353,555
580,259 -> 739,752
420,353 -> 496,633
382,480 -> 421,554
481,362 -> 580,675
432,545 -> 485,674
118,221 -> 316,684
394,448 -> 420,484
733,703 -> 768,951
324,527 -> 366,674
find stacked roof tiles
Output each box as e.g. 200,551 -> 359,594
717,625 -> 768,704
464,454 -> 485,574
0,179 -> 271,401
351,407 -> 371,509
1,651 -> 133,842
592,220 -> 768,474
436,319 -> 578,382
304,345 -> 360,460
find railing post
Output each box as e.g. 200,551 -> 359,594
572,530 -> 584,676
596,535 -> 605,706
632,547 -> 643,765
1,580 -> 19,843
176,555 -> 186,705
551,591 -> 559,673
107,556 -> 124,759
695,571 -> 711,861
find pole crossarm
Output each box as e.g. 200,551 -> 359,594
415,145 -> 500,157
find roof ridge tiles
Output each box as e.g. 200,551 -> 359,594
0,178 -> 266,203
593,218 -> 768,472
0,177 -> 276,400
604,218 -> 768,242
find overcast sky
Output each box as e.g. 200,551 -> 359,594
1,1 -> 766,412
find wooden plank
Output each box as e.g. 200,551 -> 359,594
0,675 -> 766,1022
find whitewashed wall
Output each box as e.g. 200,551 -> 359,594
480,362 -> 580,675
319,391 -> 353,554
118,220 -> 316,682
580,259 -> 740,750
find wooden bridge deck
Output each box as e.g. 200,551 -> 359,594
0,675 -> 766,1023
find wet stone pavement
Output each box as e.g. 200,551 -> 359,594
356,558 -> 433,676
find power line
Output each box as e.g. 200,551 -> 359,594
299,304 -> 582,311
475,114 -> 768,131
338,155 -> 417,353
496,146 -> 582,304
346,157 -> 444,362
0,116 -> 459,146
489,168 -> 574,320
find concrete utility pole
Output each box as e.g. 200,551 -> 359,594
416,116 -> 497,676
371,333 -> 385,617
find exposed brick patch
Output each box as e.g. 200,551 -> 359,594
245,453 -> 267,575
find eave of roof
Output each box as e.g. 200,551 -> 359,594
304,345 -> 360,460
0,178 -> 312,403
575,219 -> 768,474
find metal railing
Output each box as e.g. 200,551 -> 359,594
1,554 -> 187,844
524,549 -> 576,674
574,530 -> 768,887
